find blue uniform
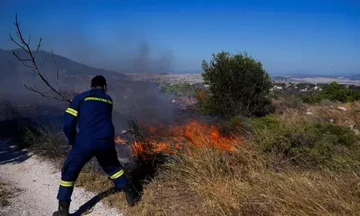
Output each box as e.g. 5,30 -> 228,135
57,88 -> 128,202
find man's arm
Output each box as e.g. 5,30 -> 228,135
107,94 -> 114,118
63,95 -> 82,146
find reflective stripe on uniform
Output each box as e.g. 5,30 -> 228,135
84,97 -> 113,105
65,108 -> 78,117
110,169 -> 124,180
60,180 -> 75,187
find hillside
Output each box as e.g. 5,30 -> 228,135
0,48 -> 127,93
1,50 -> 360,215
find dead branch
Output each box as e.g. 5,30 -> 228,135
8,13 -> 71,104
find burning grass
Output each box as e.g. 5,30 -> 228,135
116,119 -> 242,160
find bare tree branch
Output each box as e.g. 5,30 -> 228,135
51,49 -> 60,91
8,13 -> 71,104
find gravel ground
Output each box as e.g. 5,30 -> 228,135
0,140 -> 123,216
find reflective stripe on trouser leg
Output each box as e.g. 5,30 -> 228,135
57,180 -> 75,202
110,169 -> 128,189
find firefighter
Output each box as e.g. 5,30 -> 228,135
53,75 -> 140,216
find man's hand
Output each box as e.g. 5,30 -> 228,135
68,139 -> 75,148
115,136 -> 127,144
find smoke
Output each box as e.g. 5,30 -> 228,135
104,77 -> 187,134
131,41 -> 151,73
0,40 -> 182,133
35,21 -> 176,74
129,41 -> 175,73
62,39 -> 176,74
0,9 -> 185,134
1,2 -> 177,74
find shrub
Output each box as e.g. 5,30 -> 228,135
282,95 -> 307,110
302,82 -> 360,104
160,82 -> 196,97
251,115 -> 360,172
268,92 -> 280,100
19,122 -> 69,159
201,51 -> 274,118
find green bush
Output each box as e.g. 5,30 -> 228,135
296,83 -> 316,89
251,116 -> 360,172
201,51 -> 274,118
268,92 -> 280,100
302,82 -> 360,104
160,82 -> 196,97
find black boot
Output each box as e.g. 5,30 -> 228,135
124,184 -> 141,206
52,201 -> 70,216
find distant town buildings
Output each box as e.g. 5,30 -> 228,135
271,82 -> 323,93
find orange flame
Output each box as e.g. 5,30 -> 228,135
115,120 -> 241,158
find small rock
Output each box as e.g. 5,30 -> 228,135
352,129 -> 360,136
337,106 -> 347,111
306,111 -> 313,115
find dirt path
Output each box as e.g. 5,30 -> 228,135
0,139 -> 123,216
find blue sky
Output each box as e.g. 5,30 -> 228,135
0,0 -> 359,75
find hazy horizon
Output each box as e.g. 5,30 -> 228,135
1,47 -> 358,77
1,0 -> 359,75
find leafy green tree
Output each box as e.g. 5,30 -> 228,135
201,51 -> 274,117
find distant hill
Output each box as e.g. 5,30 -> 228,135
0,48 -> 127,93
347,74 -> 360,80
273,73 -> 360,80
0,48 -> 127,77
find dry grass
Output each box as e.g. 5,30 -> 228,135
124,172 -> 205,216
19,122 -> 69,163
162,142 -> 360,216
278,101 -> 360,132
75,164 -> 207,216
0,180 -> 21,207
0,181 -> 11,207
76,143 -> 360,216
310,102 -> 360,129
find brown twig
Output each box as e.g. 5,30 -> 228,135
8,13 -> 71,104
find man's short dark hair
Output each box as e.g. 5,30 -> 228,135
91,75 -> 107,88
